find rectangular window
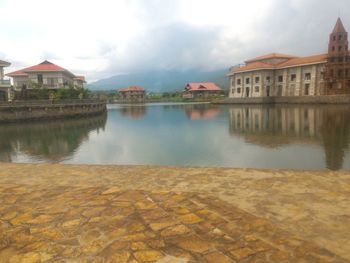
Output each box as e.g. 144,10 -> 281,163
305,73 -> 311,80
245,78 -> 250,84
278,75 -> 283,82
237,88 -> 241,93
290,74 -> 296,81
266,76 -> 271,82
255,76 -> 260,83
231,88 -> 235,94
237,79 -> 241,85
305,84 -> 310,95
338,70 -> 343,77
254,86 -> 259,92
37,74 -> 43,84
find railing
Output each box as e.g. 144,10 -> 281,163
0,99 -> 106,107
0,79 -> 11,86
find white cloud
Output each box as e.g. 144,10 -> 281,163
0,0 -> 350,82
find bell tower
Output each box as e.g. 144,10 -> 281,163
324,18 -> 350,94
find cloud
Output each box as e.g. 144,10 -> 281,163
0,0 -> 350,82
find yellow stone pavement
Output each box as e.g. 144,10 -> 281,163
0,163 -> 349,262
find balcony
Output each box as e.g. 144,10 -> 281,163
0,79 -> 11,87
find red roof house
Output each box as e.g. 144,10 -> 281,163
117,86 -> 146,102
6,60 -> 83,90
183,82 -> 222,98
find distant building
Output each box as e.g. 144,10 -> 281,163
117,86 -> 146,102
0,59 -> 11,101
228,18 -> 350,98
183,82 -> 222,98
74,76 -> 86,89
6,60 -> 85,91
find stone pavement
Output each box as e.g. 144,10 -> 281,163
0,163 -> 349,262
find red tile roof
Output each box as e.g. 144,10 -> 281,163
230,54 -> 327,74
118,86 -> 145,92
7,60 -> 75,77
332,17 -> 347,33
75,75 -> 86,82
245,53 -> 298,63
185,82 -> 222,91
232,61 -> 275,73
277,54 -> 327,68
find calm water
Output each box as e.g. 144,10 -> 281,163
1,103 -> 350,170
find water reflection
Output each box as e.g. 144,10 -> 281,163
184,104 -> 220,120
228,106 -> 350,170
120,106 -> 147,119
0,115 -> 107,162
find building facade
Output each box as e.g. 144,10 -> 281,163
0,59 -> 12,101
7,60 -> 85,91
228,18 -> 350,98
183,82 -> 223,98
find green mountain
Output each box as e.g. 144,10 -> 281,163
88,69 -> 229,92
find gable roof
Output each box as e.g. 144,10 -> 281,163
118,86 -> 145,92
332,17 -> 347,33
245,53 -> 298,63
7,60 -> 75,77
75,75 -> 86,83
186,82 -> 222,91
231,61 -> 275,73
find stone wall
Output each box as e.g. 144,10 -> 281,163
0,100 -> 106,122
215,95 -> 350,105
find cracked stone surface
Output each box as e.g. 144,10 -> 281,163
0,163 -> 349,262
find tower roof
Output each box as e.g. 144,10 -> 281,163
332,17 -> 347,33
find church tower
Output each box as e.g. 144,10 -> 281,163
324,18 -> 350,94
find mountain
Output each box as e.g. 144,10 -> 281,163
88,69 -> 229,92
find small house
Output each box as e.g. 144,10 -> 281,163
183,82 -> 222,98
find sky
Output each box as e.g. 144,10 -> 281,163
0,0 -> 350,82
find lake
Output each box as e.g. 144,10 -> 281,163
1,103 -> 350,170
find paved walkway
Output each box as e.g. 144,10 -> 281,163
0,163 -> 349,262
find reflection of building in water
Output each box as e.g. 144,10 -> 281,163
185,104 -> 220,120
0,115 -> 106,162
120,106 -> 147,119
228,106 -> 350,170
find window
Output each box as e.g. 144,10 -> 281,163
237,78 -> 241,85
237,88 -> 241,93
245,78 -> 250,84
278,75 -> 283,82
333,36 -> 336,41
255,76 -> 260,83
231,88 -> 235,94
339,35 -> 342,40
266,76 -> 271,82
339,57 -> 343,62
305,84 -> 310,95
305,73 -> 311,80
332,46 -> 335,51
338,69 -> 343,77
290,74 -> 296,81
37,74 -> 43,84
339,46 -> 342,51
346,69 -> 349,77
255,86 -> 259,92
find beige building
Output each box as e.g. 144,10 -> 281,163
0,59 -> 12,101
228,18 -> 350,98
7,60 -> 85,91
228,53 -> 327,98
